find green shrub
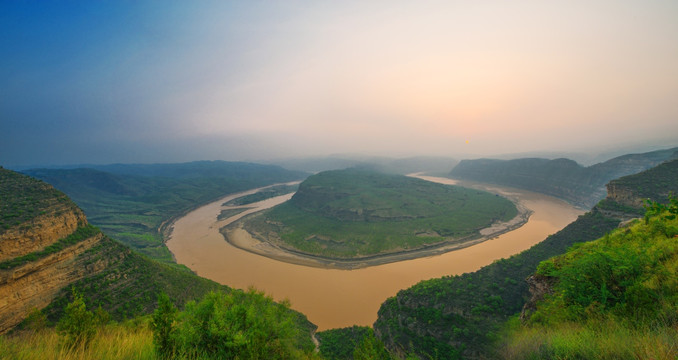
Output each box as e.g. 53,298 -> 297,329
353,330 -> 392,360
57,290 -> 97,348
166,289 -> 308,359
151,292 -> 177,358
24,307 -> 47,332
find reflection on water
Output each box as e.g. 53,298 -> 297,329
166,177 -> 583,330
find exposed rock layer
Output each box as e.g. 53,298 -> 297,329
0,233 -> 103,334
0,208 -> 86,262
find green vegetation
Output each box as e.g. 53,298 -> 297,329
0,167 -> 79,232
597,158 -> 678,216
374,210 -> 620,359
56,290 -> 99,348
41,236 -> 230,322
497,317 -> 677,360
153,290 -> 317,359
497,199 -> 678,359
0,225 -> 100,270
376,160 -> 678,359
151,293 -> 177,357
245,169 -> 516,258
23,162 -> 306,262
3,290 -> 318,360
317,326 -> 373,360
449,147 -> 678,208
223,184 -> 298,206
353,330 -> 392,360
0,320 -> 155,360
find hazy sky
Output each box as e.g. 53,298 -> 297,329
2,1 -> 677,166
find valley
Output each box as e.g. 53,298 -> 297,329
166,175 -> 582,330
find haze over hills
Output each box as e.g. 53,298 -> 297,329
449,146 -> 678,208
1,151 -> 677,358
264,155 -> 459,176
22,161 -> 307,262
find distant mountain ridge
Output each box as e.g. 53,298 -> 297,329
22,161 -> 308,261
449,147 -> 678,208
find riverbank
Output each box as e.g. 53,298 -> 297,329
166,176 -> 583,330
221,182 -> 532,269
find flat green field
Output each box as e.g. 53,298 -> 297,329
243,169 -> 517,258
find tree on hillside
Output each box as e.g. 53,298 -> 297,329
56,289 -> 97,348
155,289 -> 314,359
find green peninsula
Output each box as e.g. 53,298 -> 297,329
238,168 -> 518,259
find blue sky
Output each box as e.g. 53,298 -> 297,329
2,1 -> 677,166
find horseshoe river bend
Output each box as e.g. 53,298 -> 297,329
165,175 -> 582,330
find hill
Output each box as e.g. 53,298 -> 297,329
374,158 -> 678,358
23,161 -> 307,261
0,167 -> 317,353
497,196 -> 678,359
449,146 -> 678,208
0,167 -> 96,333
233,168 -> 518,260
268,155 -> 458,175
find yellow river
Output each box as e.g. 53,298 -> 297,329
166,176 -> 583,330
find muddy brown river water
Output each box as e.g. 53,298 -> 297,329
166,176 -> 583,330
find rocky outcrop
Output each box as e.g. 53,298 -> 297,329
520,274 -> 556,322
605,182 -> 645,209
0,233 -> 104,333
0,168 -> 107,334
449,147 -> 678,208
0,207 -> 86,262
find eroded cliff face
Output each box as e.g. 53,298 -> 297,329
0,206 -> 86,262
519,274 -> 556,323
0,168 -> 108,334
605,182 -> 645,209
0,233 -> 104,334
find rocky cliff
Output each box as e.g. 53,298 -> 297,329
0,209 -> 87,262
0,168 -> 104,334
449,147 -> 678,208
0,233 -> 104,333
519,158 -> 678,325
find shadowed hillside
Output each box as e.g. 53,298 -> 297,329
450,147 -> 678,208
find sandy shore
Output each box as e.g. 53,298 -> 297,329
220,175 -> 533,270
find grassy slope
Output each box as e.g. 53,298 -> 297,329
23,162 -> 306,262
0,167 -> 316,351
375,158 -> 678,359
247,169 -> 517,258
375,211 -> 619,359
0,167 -> 79,232
496,202 -> 678,359
34,235 -> 316,348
